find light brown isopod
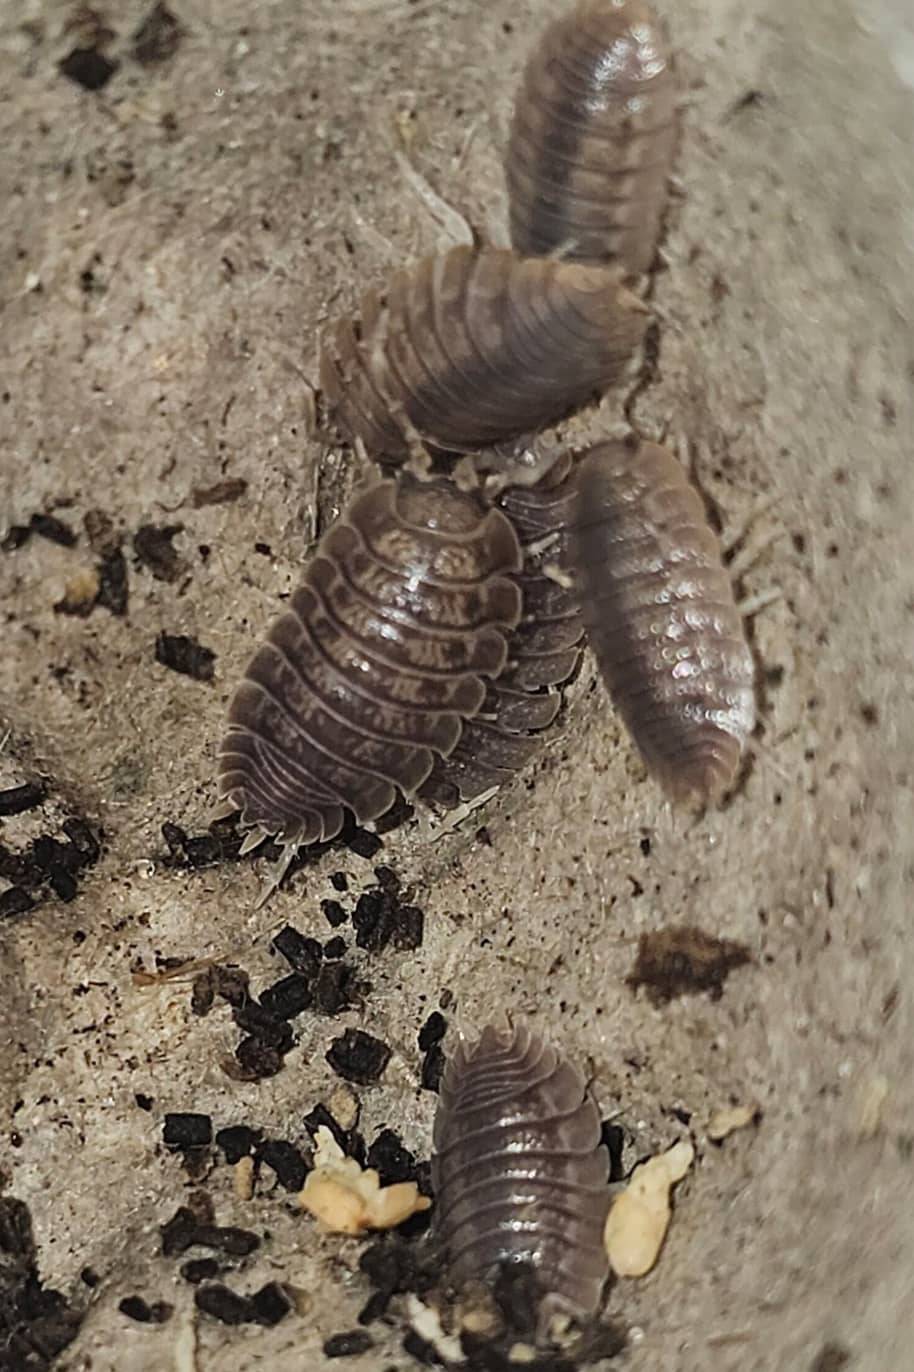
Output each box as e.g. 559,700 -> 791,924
568,438 -> 755,805
319,245 -> 648,461
506,0 -> 678,274
421,455 -> 585,806
432,1022 -> 610,1325
217,474 -> 523,850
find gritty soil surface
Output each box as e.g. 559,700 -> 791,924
2,1 -> 913,1370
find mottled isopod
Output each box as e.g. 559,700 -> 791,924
319,246 -> 648,461
217,475 -> 523,849
421,455 -> 585,805
432,1022 -> 610,1324
506,0 -> 678,274
568,438 -> 755,805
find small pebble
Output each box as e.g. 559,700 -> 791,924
324,1329 -> 374,1357
326,1030 -> 391,1085
163,1113 -> 212,1150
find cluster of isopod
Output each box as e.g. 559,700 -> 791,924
214,0 -> 757,1333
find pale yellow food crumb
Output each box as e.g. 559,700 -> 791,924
707,1104 -> 759,1142
233,1154 -> 255,1201
604,1138 -> 694,1278
298,1127 -> 431,1234
328,1084 -> 360,1133
55,567 -> 100,615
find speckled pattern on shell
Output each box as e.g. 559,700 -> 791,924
421,456 -> 585,805
319,246 -> 648,461
568,438 -> 755,805
431,1022 -> 610,1321
217,476 -> 523,846
506,0 -> 678,273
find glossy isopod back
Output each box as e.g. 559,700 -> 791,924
217,475 -> 523,848
432,1022 -> 610,1322
568,438 -> 755,805
506,0 -> 678,274
319,246 -> 648,461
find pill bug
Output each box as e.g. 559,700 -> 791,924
217,474 -> 523,850
567,438 -> 755,805
421,455 -> 585,806
319,245 -> 648,462
432,1021 -> 610,1323
506,0 -> 678,274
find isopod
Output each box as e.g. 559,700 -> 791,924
217,474 -> 523,850
567,438 -> 755,805
432,1022 -> 610,1322
319,245 -> 648,461
421,455 -> 585,805
506,0 -> 678,274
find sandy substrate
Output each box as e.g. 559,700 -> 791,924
1,1 -> 913,1369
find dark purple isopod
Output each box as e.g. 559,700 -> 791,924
506,0 -> 678,274
568,438 -> 755,805
421,456 -> 585,805
319,246 -> 648,461
431,1022 -> 610,1323
217,475 -> 523,850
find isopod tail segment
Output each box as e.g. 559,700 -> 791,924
431,1021 -> 611,1335
567,437 -> 756,807
319,245 -> 649,464
216,473 -> 524,863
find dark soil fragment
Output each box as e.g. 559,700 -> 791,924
194,1284 -> 253,1325
192,1226 -> 260,1257
811,1345 -> 852,1372
191,964 -> 250,1016
402,1329 -> 444,1366
272,926 -> 322,978
160,1207 -> 200,1257
134,524 -> 185,581
154,632 -> 215,681
118,1296 -> 172,1323
417,1012 -> 446,1052
326,1029 -> 391,1085
233,1036 -> 285,1080
0,782 -> 46,817
393,904 -> 424,950
601,1122 -> 626,1183
256,1139 -> 308,1192
161,821 -> 244,869
96,547 -> 128,615
358,1233 -> 438,1307
163,1113 -> 212,1150
346,828 -> 383,859
0,887 -> 35,918
180,1258 -> 220,1284
420,1044 -> 444,1094
132,4 -> 184,64
330,871 -> 348,892
353,890 -> 393,952
0,525 -> 30,552
62,817 -> 101,865
304,1104 -> 365,1162
233,1003 -> 293,1052
259,973 -> 312,1019
366,1130 -> 418,1187
323,936 -> 347,960
31,513 -> 78,547
0,1195 -> 83,1371
313,959 -> 364,1016
191,478 -> 248,508
215,1125 -> 261,1164
59,47 -> 118,91
626,925 -> 753,1005
321,898 -> 348,928
324,1329 -> 374,1357
250,1281 -> 292,1326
